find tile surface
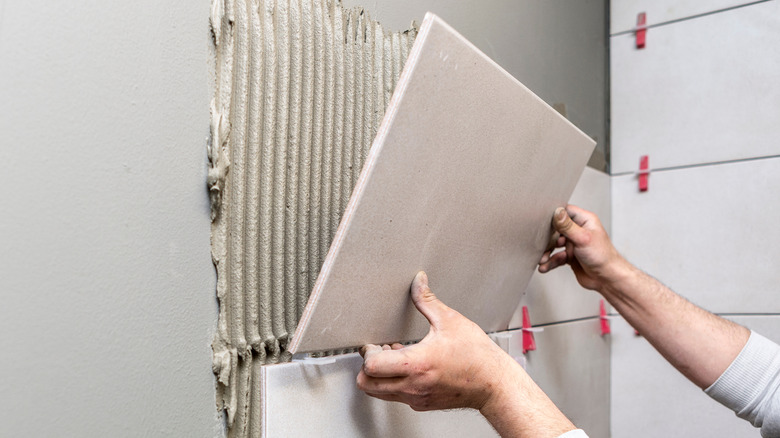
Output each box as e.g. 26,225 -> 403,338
611,157 -> 780,313
610,0 -> 780,174
264,319 -> 608,437
509,166 -> 610,328
610,0 -> 762,34
260,354 -> 496,437
515,319 -> 611,437
290,13 -> 594,353
611,315 -> 780,437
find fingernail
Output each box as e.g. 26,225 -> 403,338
416,271 -> 428,286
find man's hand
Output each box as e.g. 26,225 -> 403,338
356,272 -> 577,437
538,205 -> 629,292
356,271 -> 512,412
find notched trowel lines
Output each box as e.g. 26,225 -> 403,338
209,0 -> 416,434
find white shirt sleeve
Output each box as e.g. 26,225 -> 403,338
705,331 -> 780,438
557,429 -> 589,438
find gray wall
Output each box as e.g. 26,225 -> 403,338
0,1 -> 223,436
0,1 -> 607,436
343,0 -> 609,169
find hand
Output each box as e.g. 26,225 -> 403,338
538,205 -> 628,292
356,271 -> 514,412
356,272 -> 577,437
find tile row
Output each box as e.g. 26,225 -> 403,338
611,0 -> 780,174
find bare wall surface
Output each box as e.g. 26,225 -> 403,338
0,1 -> 222,437
342,0 -> 609,169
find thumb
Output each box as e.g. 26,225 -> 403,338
410,271 -> 450,329
553,207 -> 589,246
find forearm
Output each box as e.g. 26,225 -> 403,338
599,259 -> 749,388
480,357 -> 576,438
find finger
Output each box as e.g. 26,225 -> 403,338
539,249 -> 552,265
356,372 -> 407,393
364,392 -> 403,403
538,251 -> 568,273
359,344 -> 381,358
391,343 -> 404,350
565,204 -> 602,229
382,344 -> 392,351
410,271 -> 451,329
545,230 -> 561,252
362,348 -> 412,377
553,207 -> 590,246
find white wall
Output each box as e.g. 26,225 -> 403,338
0,1 -> 222,436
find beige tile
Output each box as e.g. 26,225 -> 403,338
290,13 -> 594,354
509,166 -> 611,328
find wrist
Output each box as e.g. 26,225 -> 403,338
594,255 -> 635,297
479,357 -> 575,437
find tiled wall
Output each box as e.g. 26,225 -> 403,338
610,1 -> 780,436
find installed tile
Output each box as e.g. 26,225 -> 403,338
522,319 -> 611,437
611,315 -> 780,437
611,0 -> 780,173
264,319 -> 608,437
290,13 -> 594,353
509,166 -> 610,328
610,0 -> 761,34
611,157 -> 780,313
261,354 -> 496,437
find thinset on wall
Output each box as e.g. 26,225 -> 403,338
208,0 -> 416,433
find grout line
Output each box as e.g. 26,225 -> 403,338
610,154 -> 780,177
532,315 -> 600,329
610,0 -> 772,36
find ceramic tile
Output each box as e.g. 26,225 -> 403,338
260,353 -> 496,437
610,0 -> 761,34
289,13 -> 595,353
610,0 -> 780,174
611,157 -> 780,313
611,315 -> 780,437
524,319 -> 611,437
264,319 -> 608,437
509,166 -> 610,328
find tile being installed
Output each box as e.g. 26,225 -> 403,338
611,157 -> 780,313
610,0 -> 761,34
289,13 -> 595,354
611,0 -> 780,173
611,315 -> 780,437
509,166 -> 610,328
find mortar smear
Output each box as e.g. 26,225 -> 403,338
208,0 -> 416,434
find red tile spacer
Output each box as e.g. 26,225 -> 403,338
599,300 -> 611,336
522,306 -> 537,353
636,12 -> 647,49
639,155 -> 649,192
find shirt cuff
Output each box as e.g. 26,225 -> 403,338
558,429 -> 589,438
705,331 -> 780,422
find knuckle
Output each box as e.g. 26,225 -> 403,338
363,359 -> 379,376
